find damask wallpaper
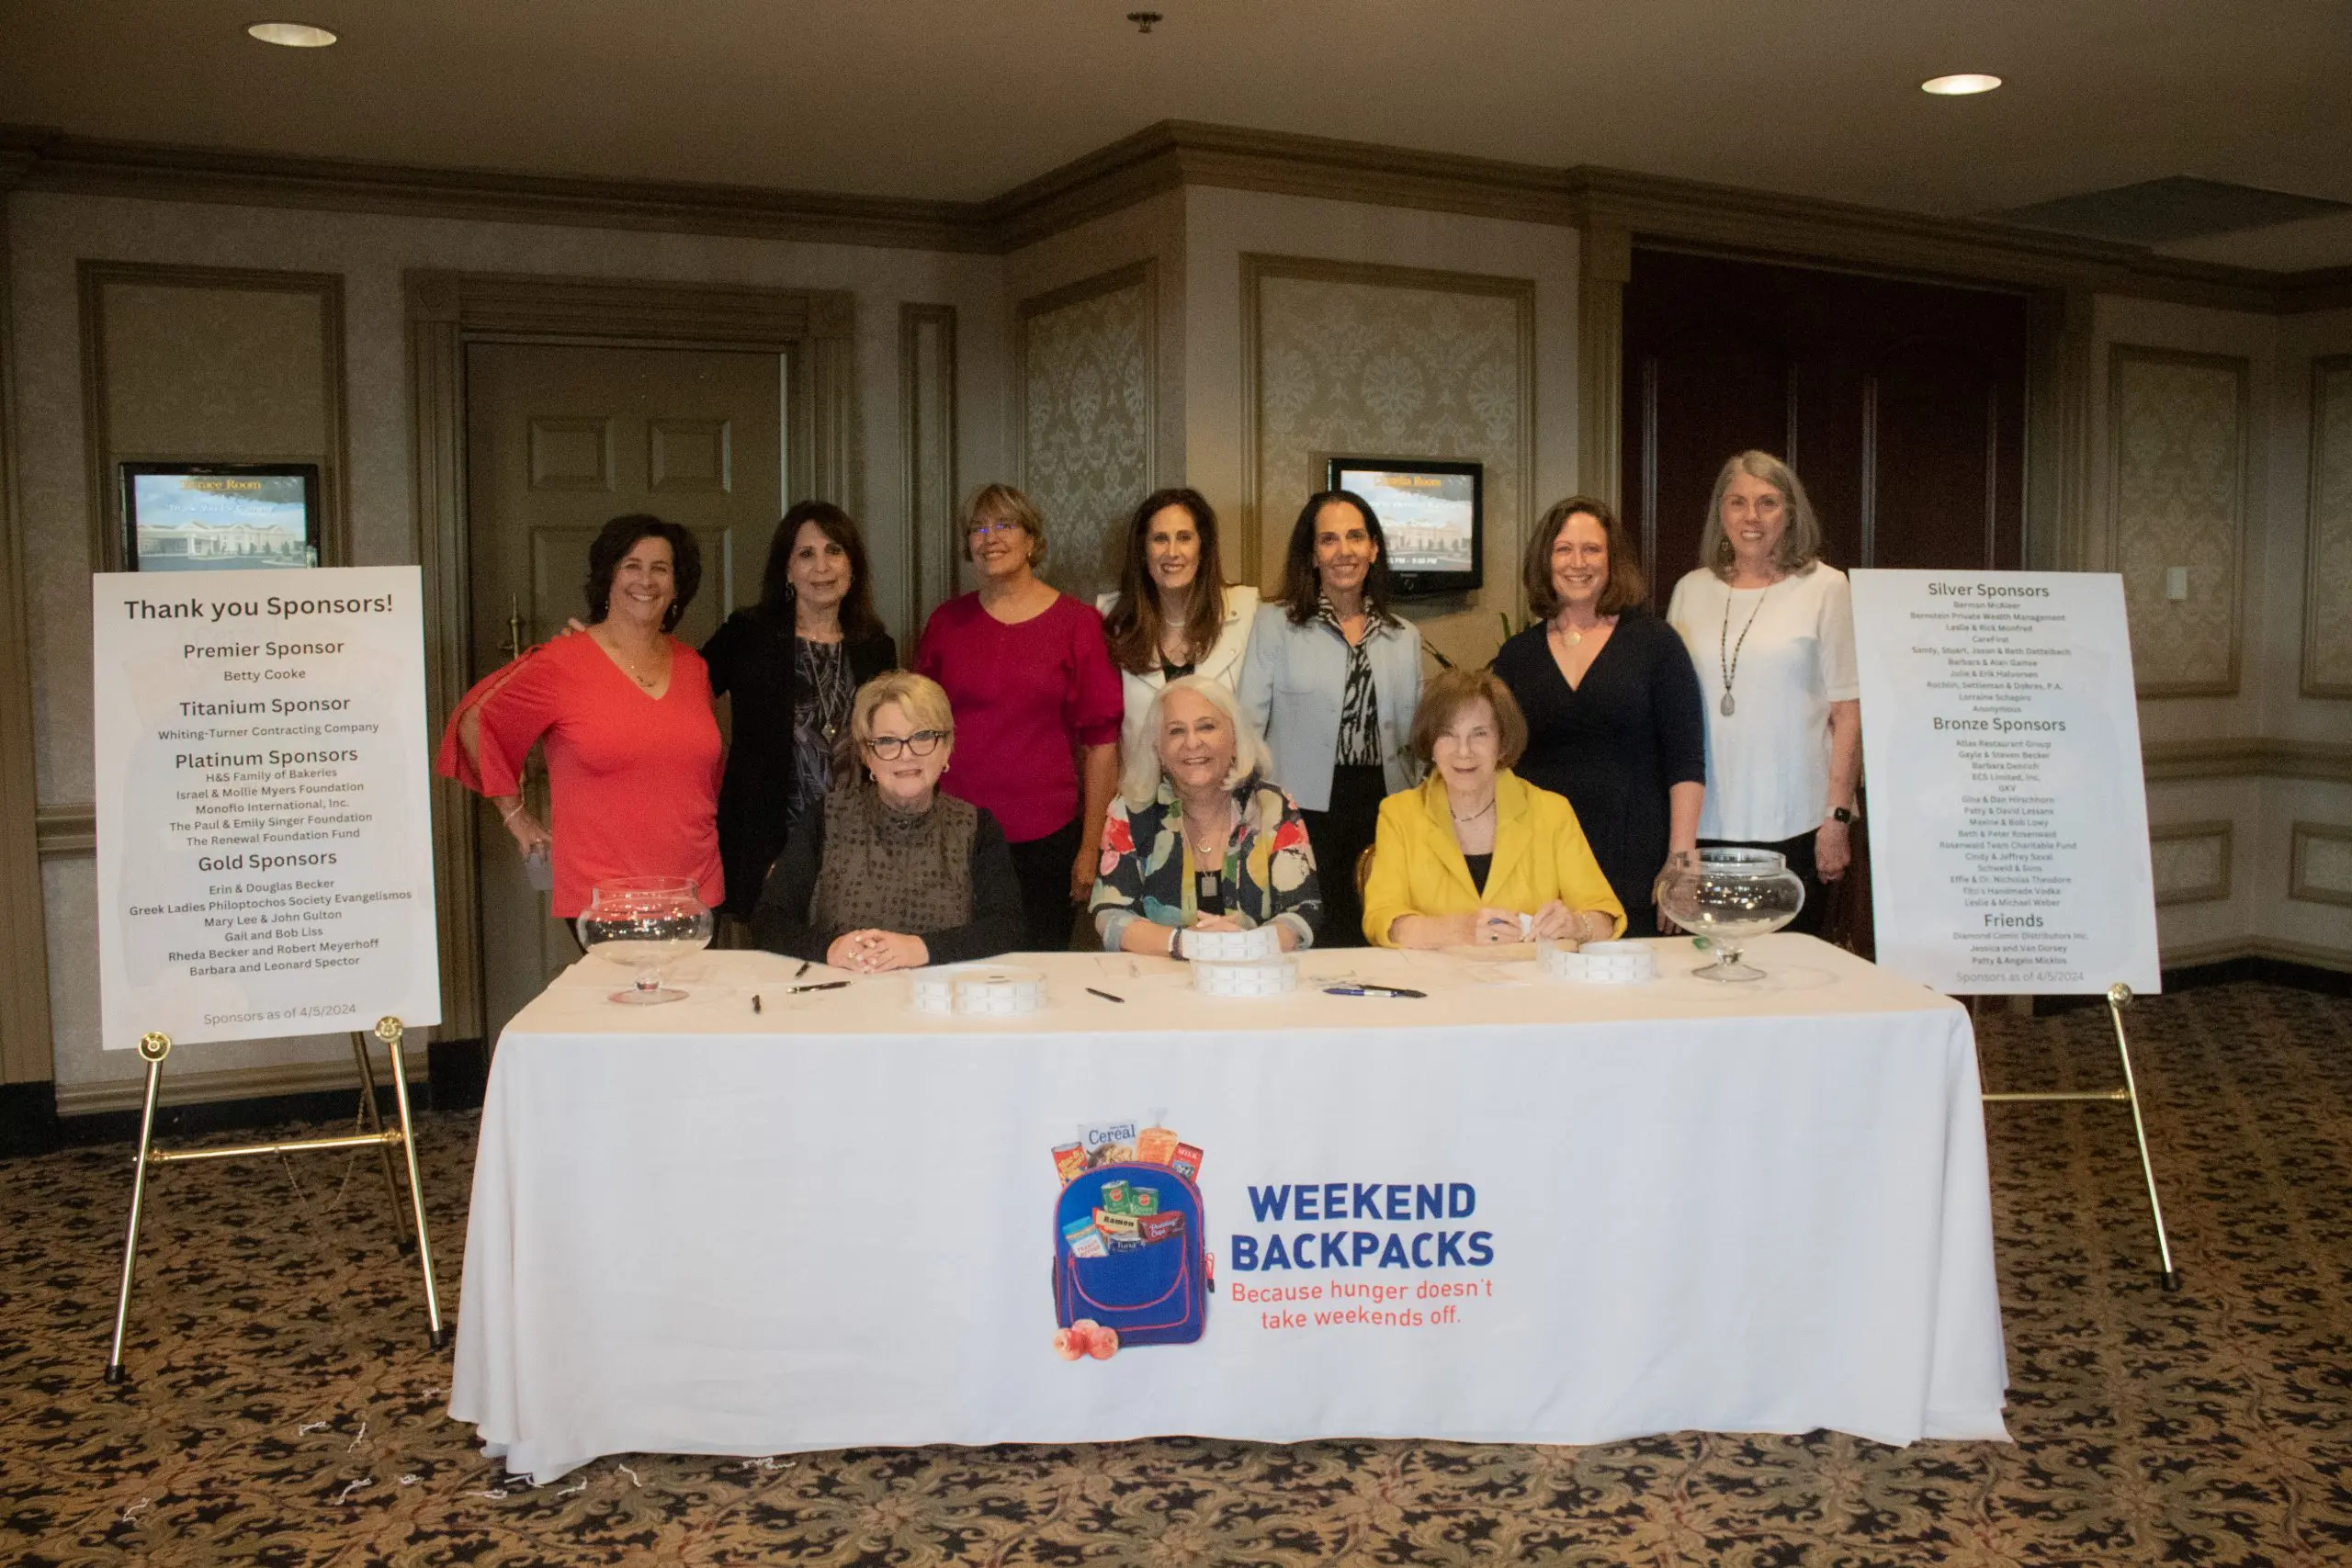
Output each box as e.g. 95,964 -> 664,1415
1250,262 -> 1532,597
2109,347 -> 2245,695
2304,357 -> 2352,696
1017,264 -> 1154,604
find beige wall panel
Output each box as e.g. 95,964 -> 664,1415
2301,355 -> 2352,695
2149,819 -> 2233,906
100,282 -> 328,457
1247,261 -> 1530,611
2257,778 -> 2352,965
1015,263 -> 1156,603
2108,345 -> 2247,697
2145,776 -> 2263,960
1181,186 -> 1577,650
11,189 -> 1007,1091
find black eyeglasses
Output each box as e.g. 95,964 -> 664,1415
864,729 -> 948,760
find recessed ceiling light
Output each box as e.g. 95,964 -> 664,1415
1922,73 -> 2002,96
247,21 -> 338,49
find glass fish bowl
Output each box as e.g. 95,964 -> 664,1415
1654,848 -> 1806,982
580,876 -> 713,1004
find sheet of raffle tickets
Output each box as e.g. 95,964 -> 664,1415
1849,569 -> 2159,996
92,567 -> 441,1048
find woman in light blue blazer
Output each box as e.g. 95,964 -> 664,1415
1238,490 -> 1423,947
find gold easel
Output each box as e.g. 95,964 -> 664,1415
1982,983 -> 2181,1292
103,1016 -> 447,1384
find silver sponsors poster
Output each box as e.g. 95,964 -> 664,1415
94,567 -> 442,1047
1850,570 -> 2159,996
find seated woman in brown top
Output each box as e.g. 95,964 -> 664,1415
751,671 -> 1024,970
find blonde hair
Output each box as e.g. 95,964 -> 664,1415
1698,450 -> 1824,580
961,482 -> 1047,570
1121,676 -> 1275,809
848,671 -> 954,755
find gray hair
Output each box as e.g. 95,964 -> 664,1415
1120,675 -> 1274,809
1698,450 -> 1825,580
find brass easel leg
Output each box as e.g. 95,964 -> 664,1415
350,1032 -> 413,1253
104,1032 -> 172,1384
378,1019 -> 450,1348
2107,984 -> 2182,1292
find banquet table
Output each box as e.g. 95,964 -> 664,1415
449,935 -> 2008,1481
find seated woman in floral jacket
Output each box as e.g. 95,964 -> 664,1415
1090,676 -> 1322,955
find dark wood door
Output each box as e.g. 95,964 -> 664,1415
1623,248 -> 2029,595
1622,250 -> 2030,958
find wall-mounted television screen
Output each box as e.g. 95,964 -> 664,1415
119,463 -> 321,571
1326,457 -> 1481,598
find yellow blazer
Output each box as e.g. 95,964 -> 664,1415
1362,770 -> 1626,947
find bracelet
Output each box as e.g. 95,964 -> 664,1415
1167,926 -> 1182,959
498,802 -> 524,824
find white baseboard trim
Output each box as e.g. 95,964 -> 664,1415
51,1046 -> 432,1119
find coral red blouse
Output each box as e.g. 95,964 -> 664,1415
436,634 -> 724,919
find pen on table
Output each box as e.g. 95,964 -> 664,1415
1085,987 -> 1126,1004
752,994 -> 762,1014
792,960 -> 811,979
1322,982 -> 1427,998
783,980 -> 851,994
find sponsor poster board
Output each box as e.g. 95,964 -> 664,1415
93,567 -> 442,1048
1849,570 -> 2159,996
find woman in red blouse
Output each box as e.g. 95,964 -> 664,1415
438,514 -> 724,926
915,484 -> 1123,951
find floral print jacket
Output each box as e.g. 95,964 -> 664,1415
1090,774 -> 1323,951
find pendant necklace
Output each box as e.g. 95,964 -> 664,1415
1718,581 -> 1773,717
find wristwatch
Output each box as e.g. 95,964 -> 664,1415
1828,806 -> 1857,825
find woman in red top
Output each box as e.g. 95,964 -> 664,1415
438,514 -> 724,925
915,484 -> 1123,951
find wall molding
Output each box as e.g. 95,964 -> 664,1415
2149,819 -> 2233,907
2289,820 -> 2352,908
1238,253 -> 1539,594
2159,934 -> 2352,975
2108,344 -> 2249,698
34,803 -> 94,859
2141,738 -> 2352,784
406,270 -> 856,1040
51,1043 -> 429,1118
1577,226 -> 1631,514
8,120 -> 2348,311
75,259 -> 352,573
0,189 -> 56,1085
2304,355 -> 2352,698
898,303 -> 958,633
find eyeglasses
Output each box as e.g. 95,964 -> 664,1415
864,729 -> 948,760
967,520 -> 1020,539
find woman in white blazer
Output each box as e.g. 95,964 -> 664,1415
1096,489 -> 1259,765
1238,489 -> 1423,947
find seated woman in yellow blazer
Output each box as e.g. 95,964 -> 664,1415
1363,667 -> 1625,948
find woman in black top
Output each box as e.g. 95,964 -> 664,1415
1490,496 -> 1704,936
700,502 -> 896,923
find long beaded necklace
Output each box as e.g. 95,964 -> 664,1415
1717,581 -> 1774,717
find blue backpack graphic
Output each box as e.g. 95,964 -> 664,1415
1053,1163 -> 1210,1347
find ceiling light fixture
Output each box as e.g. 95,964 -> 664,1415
1127,12 -> 1162,34
247,21 -> 338,48
1921,73 -> 2002,96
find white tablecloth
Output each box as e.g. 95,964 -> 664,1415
450,936 -> 2007,1481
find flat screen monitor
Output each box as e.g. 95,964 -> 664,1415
1325,457 -> 1481,598
119,462 -> 321,572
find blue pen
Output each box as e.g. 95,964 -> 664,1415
1322,983 -> 1426,998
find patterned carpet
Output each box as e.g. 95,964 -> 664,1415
3,982 -> 2346,1567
